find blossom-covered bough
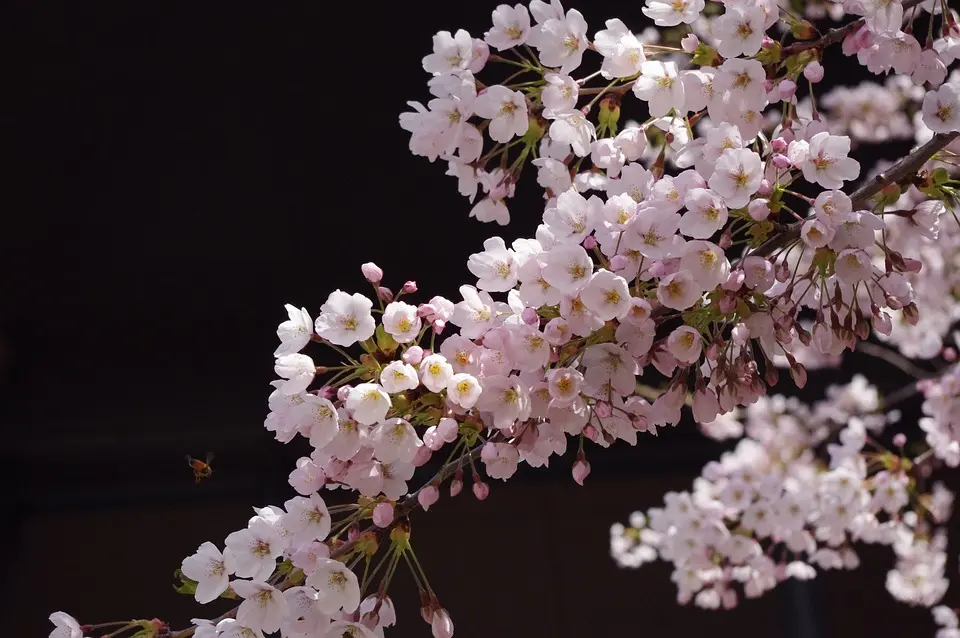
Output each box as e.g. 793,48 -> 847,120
50,0 -> 960,637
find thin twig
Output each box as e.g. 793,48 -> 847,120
855,340 -> 933,379
781,0 -> 927,56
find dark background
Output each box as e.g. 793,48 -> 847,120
0,1 -> 950,636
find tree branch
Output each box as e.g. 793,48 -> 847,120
781,0 -> 927,56
750,131 -> 960,259
169,436 -> 496,638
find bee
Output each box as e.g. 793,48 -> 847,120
186,453 -> 214,483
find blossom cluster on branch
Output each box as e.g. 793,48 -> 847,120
49,0 -> 960,637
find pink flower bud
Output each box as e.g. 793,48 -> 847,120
521,307 -> 539,325
583,424 -> 599,442
449,478 -> 463,497
583,235 -> 598,250
432,319 -> 446,335
423,426 -> 444,451
609,254 -> 629,271
402,281 -> 418,293
681,33 -> 699,52
403,346 -> 425,365
378,286 -> 394,302
803,61 -> 824,83
723,270 -> 745,292
892,433 -> 907,448
719,229 -> 733,249
361,262 -> 383,284
418,485 -> 439,511
778,79 -> 797,99
757,179 -> 773,197
431,609 -> 454,638
944,347 -> 958,362
348,526 -> 360,541
337,385 -> 352,402
731,322 -> 749,345
718,294 -> 737,313
412,445 -> 433,467
472,481 -> 490,500
437,417 -> 459,442
372,502 -> 395,528
572,459 -> 591,485
771,138 -> 788,153
772,153 -> 791,169
902,257 -> 922,273
594,401 -> 612,418
417,303 -> 436,318
748,199 -> 770,221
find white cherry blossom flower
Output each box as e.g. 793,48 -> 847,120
275,304 -> 312,356
708,148 -> 763,208
681,187 -> 728,238
382,301 -> 421,343
542,73 -> 579,113
643,0 -> 705,26
371,418 -> 422,464
345,383 -> 392,425
542,243 -> 594,293
468,236 -> 519,292
484,4 -> 531,50
305,558 -> 362,614
474,85 -> 529,143
790,132 -> 860,189
314,291 -> 376,347
447,373 -> 483,409
536,9 -> 589,73
224,518 -> 284,582
379,361 -> 419,394
657,269 -> 702,310
713,6 -> 765,59
580,269 -> 632,320
922,82 -> 960,133
182,542 -> 235,604
548,109 -> 597,156
593,18 -> 646,79
420,354 -> 455,392
233,581 -> 289,634
422,29 -> 475,75
283,493 -> 331,543
633,61 -> 685,117
274,354 -> 316,396
451,285 -> 498,338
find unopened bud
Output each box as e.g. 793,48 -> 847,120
472,481 -> 490,500
378,286 -> 394,302
372,502 -> 395,528
748,198 -> 771,221
803,60 -> 824,83
361,262 -> 383,284
418,485 -> 440,511
402,281 -> 418,293
572,459 -> 591,485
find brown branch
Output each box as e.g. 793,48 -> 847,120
781,0 -> 927,56
169,436 -> 495,638
749,131 -> 960,260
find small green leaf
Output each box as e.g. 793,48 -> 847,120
691,43 -> 722,67
374,324 -> 398,355
173,568 -> 198,596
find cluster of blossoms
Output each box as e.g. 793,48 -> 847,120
611,377 -> 955,608
50,0 -> 960,637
